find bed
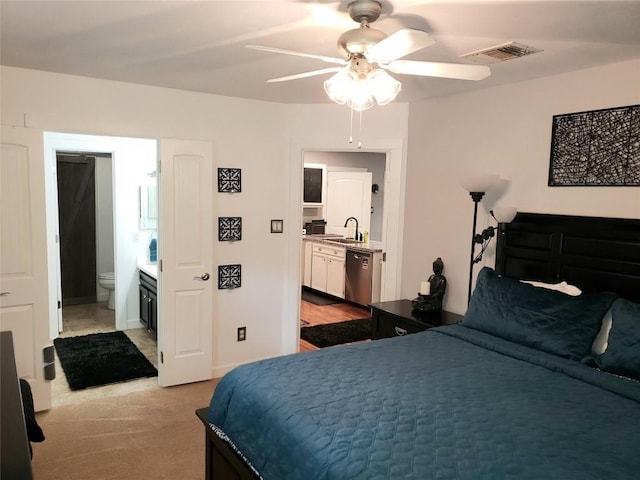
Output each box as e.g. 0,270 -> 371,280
196,212 -> 640,479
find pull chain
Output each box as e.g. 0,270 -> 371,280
358,109 -> 363,149
349,107 -> 354,144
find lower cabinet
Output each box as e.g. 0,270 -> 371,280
310,243 -> 346,298
139,270 -> 157,338
302,240 -> 313,288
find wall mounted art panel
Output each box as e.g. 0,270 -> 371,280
548,104 -> 639,186
218,264 -> 241,290
218,217 -> 242,242
218,168 -> 241,193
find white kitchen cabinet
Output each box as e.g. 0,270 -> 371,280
310,243 -> 346,298
302,240 -> 313,287
325,171 -> 372,237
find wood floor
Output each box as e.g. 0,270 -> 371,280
299,293 -> 371,353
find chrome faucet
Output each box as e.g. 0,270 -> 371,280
344,217 -> 359,240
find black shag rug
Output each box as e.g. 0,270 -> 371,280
54,331 -> 157,391
301,318 -> 371,348
301,288 -> 340,306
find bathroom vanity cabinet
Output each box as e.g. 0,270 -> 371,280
139,270 -> 157,338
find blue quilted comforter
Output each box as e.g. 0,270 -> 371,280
208,325 -> 640,479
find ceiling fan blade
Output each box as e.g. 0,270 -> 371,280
246,44 -> 346,65
385,60 -> 491,81
365,28 -> 434,63
266,67 -> 343,83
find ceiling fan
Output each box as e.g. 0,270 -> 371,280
246,0 -> 491,110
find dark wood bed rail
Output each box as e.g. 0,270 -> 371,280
196,408 -> 260,480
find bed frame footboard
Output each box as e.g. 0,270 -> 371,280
196,408 -> 260,480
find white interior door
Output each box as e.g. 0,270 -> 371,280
0,127 -> 52,411
158,139 -> 213,386
325,171 -> 372,236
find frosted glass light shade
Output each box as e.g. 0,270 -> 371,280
324,65 -> 402,111
367,69 -> 401,105
493,206 -> 518,223
323,68 -> 354,105
346,78 -> 374,111
459,173 -> 500,194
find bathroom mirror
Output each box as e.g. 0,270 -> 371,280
139,184 -> 158,230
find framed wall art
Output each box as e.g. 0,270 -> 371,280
218,217 -> 242,242
218,264 -> 241,290
548,104 -> 639,186
218,168 -> 242,193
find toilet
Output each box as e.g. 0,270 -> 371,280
98,272 -> 116,310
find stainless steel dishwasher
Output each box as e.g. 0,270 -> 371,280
345,250 -> 373,306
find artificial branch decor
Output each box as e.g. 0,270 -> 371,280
548,104 -> 640,186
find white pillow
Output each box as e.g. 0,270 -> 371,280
591,307 -> 613,355
520,280 -> 582,296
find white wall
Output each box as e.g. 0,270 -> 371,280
2,66 -> 410,377
403,59 -> 640,315
95,154 -> 114,302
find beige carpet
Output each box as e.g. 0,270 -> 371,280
32,379 -> 219,480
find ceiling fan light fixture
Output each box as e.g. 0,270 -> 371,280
346,77 -> 375,111
367,68 -> 401,105
323,68 -> 354,105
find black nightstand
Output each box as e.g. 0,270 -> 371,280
370,299 -> 462,340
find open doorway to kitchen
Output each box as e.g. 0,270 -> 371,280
299,151 -> 387,352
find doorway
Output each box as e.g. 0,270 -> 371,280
44,132 -> 158,336
299,151 -> 386,351
56,154 -> 98,306
44,133 -> 160,403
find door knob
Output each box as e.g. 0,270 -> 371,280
0,292 -> 10,296
193,273 -> 210,281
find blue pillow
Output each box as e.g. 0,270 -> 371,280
595,299 -> 640,380
461,267 -> 616,360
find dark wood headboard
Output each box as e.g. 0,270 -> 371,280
495,212 -> 640,303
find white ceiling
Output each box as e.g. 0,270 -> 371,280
2,0 -> 639,105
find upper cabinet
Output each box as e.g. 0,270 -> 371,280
303,163 -> 326,206
325,171 -> 372,236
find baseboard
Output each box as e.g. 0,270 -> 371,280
127,318 -> 145,330
212,363 -> 244,379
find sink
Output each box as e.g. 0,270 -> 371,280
327,238 -> 362,244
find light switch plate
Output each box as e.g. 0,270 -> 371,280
271,219 -> 284,233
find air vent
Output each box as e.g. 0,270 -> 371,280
460,42 -> 542,64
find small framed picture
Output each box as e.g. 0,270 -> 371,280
218,264 -> 241,290
219,217 -> 242,242
218,168 -> 241,193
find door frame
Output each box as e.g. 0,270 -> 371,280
286,137 -> 405,354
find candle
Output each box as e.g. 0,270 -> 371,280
420,281 -> 430,295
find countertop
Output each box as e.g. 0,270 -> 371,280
138,262 -> 158,279
303,234 -> 383,253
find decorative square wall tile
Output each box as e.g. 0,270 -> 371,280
218,168 -> 242,193
218,264 -> 241,290
218,217 -> 242,242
